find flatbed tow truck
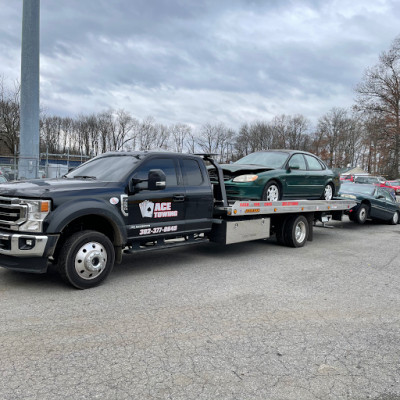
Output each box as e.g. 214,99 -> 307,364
0,151 -> 355,289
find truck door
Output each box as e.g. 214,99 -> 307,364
179,157 -> 214,232
126,157 -> 186,240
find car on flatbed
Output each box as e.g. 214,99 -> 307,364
209,150 -> 340,202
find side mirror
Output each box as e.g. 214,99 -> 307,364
148,169 -> 166,190
288,163 -> 300,171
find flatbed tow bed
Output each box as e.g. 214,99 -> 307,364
209,198 -> 356,248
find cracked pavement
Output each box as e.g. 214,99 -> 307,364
1,217 -> 400,399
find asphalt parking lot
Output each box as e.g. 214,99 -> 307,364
1,217 -> 400,400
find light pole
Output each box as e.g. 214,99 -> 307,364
19,0 -> 40,179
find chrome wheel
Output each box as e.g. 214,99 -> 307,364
355,204 -> 368,224
295,221 -> 307,244
391,211 -> 399,225
266,184 -> 279,201
74,241 -> 107,280
323,184 -> 333,200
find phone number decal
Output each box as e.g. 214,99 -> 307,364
139,226 -> 178,235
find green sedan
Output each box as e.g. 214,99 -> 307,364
339,183 -> 400,224
210,150 -> 340,201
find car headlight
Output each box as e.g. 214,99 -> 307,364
339,194 -> 356,199
233,174 -> 259,182
19,199 -> 51,232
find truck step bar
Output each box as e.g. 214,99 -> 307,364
125,234 -> 209,254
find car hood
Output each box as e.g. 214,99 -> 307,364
0,178 -> 118,198
219,164 -> 276,174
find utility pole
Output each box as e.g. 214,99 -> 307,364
19,0 -> 40,179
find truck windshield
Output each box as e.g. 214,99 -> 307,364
66,155 -> 140,181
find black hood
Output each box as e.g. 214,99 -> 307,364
0,178 -> 119,198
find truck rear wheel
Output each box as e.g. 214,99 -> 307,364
283,215 -> 309,248
58,230 -> 115,289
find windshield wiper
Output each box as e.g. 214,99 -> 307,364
72,175 -> 97,180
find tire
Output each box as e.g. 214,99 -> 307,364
354,204 -> 369,224
275,219 -> 288,246
262,181 -> 281,201
321,183 -> 334,200
283,215 -> 309,248
389,211 -> 399,225
57,230 -> 115,289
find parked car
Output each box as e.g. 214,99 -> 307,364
0,175 -> 8,183
338,183 -> 400,224
340,174 -> 354,182
209,150 -> 340,201
354,176 -> 382,185
381,180 -> 400,194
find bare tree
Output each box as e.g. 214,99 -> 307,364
355,36 -> 400,176
0,78 -> 20,155
169,123 -> 191,153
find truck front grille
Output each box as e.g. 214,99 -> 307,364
0,197 -> 27,230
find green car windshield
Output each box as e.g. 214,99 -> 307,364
235,151 -> 289,168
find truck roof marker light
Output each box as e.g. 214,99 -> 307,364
274,208 -> 277,212
301,207 -> 304,211
41,201 -> 50,212
234,210 -> 237,214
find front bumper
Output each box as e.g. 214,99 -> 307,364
0,231 -> 59,273
224,183 -> 263,200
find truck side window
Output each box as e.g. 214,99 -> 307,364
181,159 -> 204,186
134,158 -> 178,189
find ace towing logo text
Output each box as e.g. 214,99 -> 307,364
139,200 -> 178,218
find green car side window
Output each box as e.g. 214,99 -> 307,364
288,154 -> 306,170
305,155 -> 324,171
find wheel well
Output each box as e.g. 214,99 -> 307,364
53,215 -> 121,262
262,179 -> 282,200
266,179 -> 282,192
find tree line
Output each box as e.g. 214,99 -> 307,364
1,36 -> 400,178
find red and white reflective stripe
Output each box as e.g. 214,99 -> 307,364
282,201 -> 299,206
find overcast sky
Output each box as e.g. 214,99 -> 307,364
0,0 -> 399,130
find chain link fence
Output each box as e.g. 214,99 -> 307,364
0,152 -> 91,181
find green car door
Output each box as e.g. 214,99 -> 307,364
284,153 -> 309,198
304,154 -> 327,197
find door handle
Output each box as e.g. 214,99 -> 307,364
173,194 -> 185,202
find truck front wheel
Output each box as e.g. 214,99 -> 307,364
58,230 -> 115,289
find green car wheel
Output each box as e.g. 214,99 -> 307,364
262,181 -> 281,201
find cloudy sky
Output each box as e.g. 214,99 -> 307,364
0,0 -> 399,130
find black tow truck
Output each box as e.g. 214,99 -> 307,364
0,151 -> 355,289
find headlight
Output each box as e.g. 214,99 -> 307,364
19,199 -> 51,232
339,194 -> 356,199
233,174 -> 259,182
